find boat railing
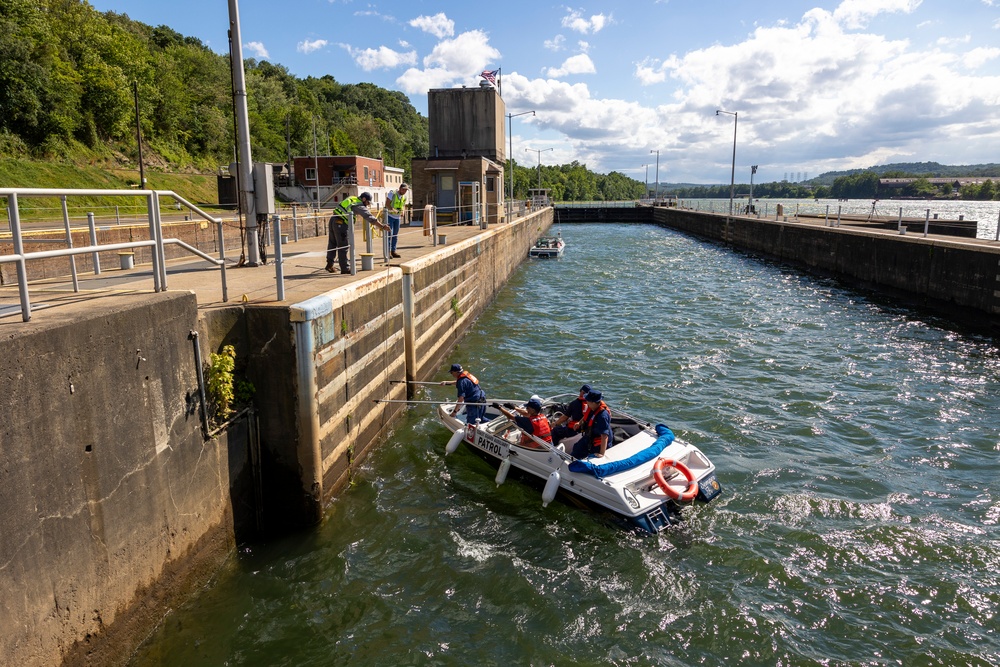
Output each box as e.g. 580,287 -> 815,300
1,187 -> 228,322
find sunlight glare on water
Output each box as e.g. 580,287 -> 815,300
131,223 -> 1000,666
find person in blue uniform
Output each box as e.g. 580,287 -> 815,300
447,363 -> 487,424
572,389 -> 613,459
494,398 -> 552,448
550,383 -> 591,446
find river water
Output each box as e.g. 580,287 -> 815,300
131,223 -> 1000,666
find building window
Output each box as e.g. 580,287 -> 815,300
364,166 -> 369,180
305,167 -> 317,182
486,177 -> 495,192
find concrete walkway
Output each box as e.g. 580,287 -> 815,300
0,219 -> 494,329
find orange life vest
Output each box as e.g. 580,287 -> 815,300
520,412 -> 553,446
567,394 -> 589,429
581,401 -> 609,448
457,370 -> 479,385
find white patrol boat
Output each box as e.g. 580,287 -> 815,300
528,236 -> 565,258
437,395 -> 722,533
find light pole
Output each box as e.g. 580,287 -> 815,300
716,109 -> 738,215
650,150 -> 660,203
507,110 -> 535,220
644,164 -> 648,199
525,147 -> 554,190
749,165 -> 758,213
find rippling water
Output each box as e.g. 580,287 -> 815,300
132,223 -> 1000,666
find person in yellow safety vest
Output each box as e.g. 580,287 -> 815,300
326,192 -> 387,274
384,182 -> 408,259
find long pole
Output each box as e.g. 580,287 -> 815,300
717,109 -> 738,215
526,147 -> 553,190
227,0 -> 260,265
650,150 -> 660,202
506,110 -> 535,221
644,164 -> 648,198
312,118 -> 319,209
133,81 -> 145,189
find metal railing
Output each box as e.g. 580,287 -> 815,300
1,188 -> 227,322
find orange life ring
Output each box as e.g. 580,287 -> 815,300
652,458 -> 698,502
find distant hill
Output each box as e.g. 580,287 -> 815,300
807,162 -> 1000,186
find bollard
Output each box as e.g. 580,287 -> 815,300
360,252 -> 374,271
118,252 -> 134,270
437,233 -> 448,245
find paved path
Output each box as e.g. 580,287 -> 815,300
1,220 -> 492,329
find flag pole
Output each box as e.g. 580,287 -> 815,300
498,67 -> 502,97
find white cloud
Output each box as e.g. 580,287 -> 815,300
498,3 -> 1000,179
245,41 -> 268,58
578,40 -> 590,53
343,45 -> 418,71
396,30 -> 501,94
831,0 -> 921,29
410,13 -> 455,38
561,10 -> 611,34
936,35 -> 971,46
963,46 -> 1000,68
546,54 -> 597,78
297,39 -> 328,54
544,35 -> 566,51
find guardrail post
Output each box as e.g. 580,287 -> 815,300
292,204 -> 299,242
7,192 -> 32,321
146,193 -> 162,292
152,192 -> 167,289
923,209 -> 930,238
272,214 -> 284,301
217,218 -> 228,302
87,212 -> 101,274
431,205 -> 438,247
61,196 -> 79,292
349,214 -> 357,276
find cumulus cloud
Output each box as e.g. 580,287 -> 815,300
831,0 -> 921,29
245,41 -> 268,58
410,13 -> 455,38
297,39 -> 328,54
396,30 -> 501,94
495,2 -> 1000,180
963,46 -> 1000,68
546,54 -> 596,78
544,35 -> 566,51
561,10 -> 611,34
343,45 -> 418,71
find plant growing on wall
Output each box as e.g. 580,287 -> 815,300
450,296 -> 463,319
207,345 -> 237,419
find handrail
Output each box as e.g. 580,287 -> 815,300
1,187 -> 227,322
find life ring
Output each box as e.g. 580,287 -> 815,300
652,458 -> 698,502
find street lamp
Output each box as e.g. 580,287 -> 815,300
749,165 -> 758,213
525,147 -> 554,190
650,150 -> 660,203
507,110 -> 535,220
716,109 -> 738,215
644,164 -> 648,199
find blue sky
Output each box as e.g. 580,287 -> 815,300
90,0 -> 1000,184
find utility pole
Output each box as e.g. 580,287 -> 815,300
227,0 -> 260,265
133,81 -> 145,189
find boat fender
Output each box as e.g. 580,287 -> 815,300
445,429 -> 464,455
542,470 -> 561,507
652,458 -> 698,502
495,457 -> 511,486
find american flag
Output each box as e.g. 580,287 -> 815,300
480,69 -> 498,87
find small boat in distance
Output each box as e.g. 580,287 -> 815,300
437,394 -> 722,533
529,235 -> 565,258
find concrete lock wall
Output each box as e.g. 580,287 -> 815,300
1,207 -> 553,665
285,209 -> 553,518
0,293 -> 244,667
652,207 -> 1000,329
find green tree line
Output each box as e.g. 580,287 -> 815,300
0,0 -> 428,173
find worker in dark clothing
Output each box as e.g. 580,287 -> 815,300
494,398 -> 553,448
446,363 -> 487,424
550,383 -> 591,446
326,192 -> 387,274
572,389 -> 613,459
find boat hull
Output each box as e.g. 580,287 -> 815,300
437,398 -> 721,533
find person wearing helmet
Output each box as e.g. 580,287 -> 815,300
326,192 -> 388,274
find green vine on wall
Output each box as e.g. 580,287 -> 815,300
206,345 -> 255,423
450,296 -> 463,319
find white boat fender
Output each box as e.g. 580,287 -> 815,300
495,457 -> 511,486
445,429 -> 464,455
542,470 -> 561,507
